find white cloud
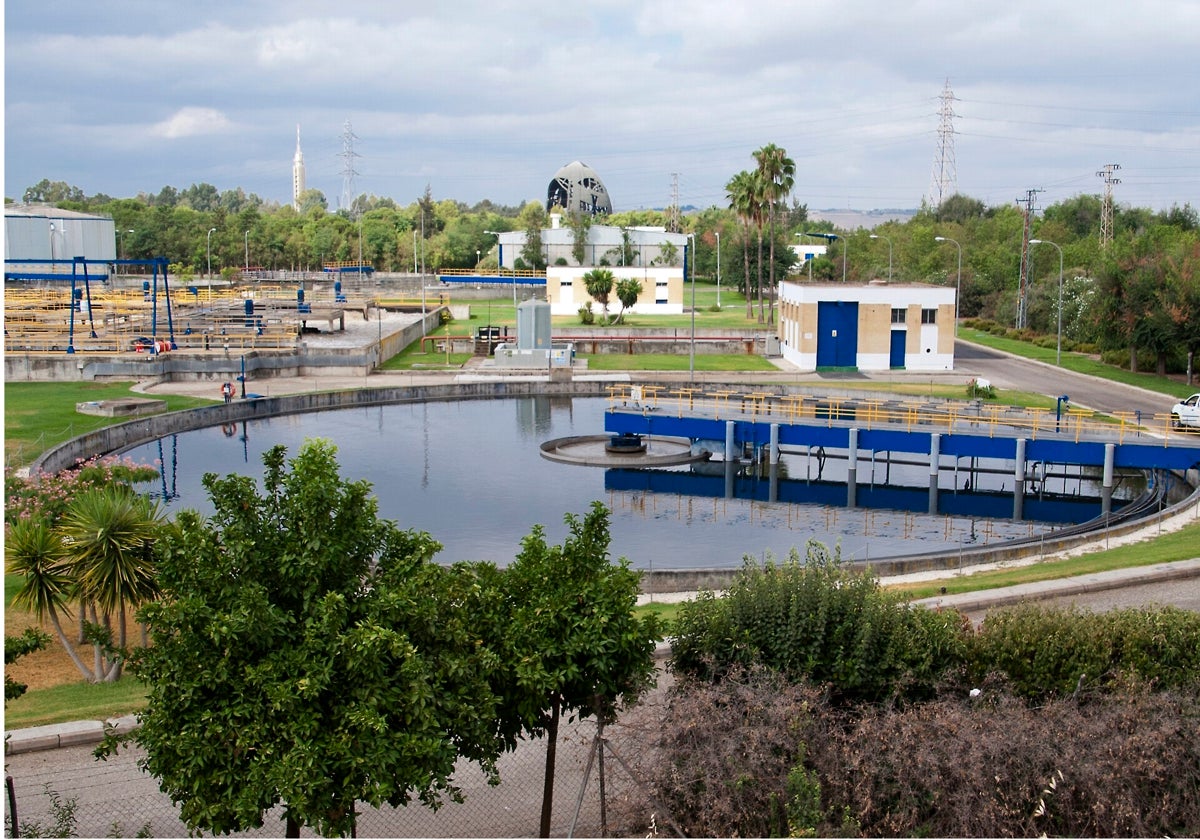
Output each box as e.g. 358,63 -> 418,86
151,107 -> 235,140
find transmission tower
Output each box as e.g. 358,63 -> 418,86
928,78 -> 958,208
1097,163 -> 1121,247
668,173 -> 680,233
338,119 -> 361,216
1015,188 -> 1043,330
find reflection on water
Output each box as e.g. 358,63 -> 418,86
122,397 -> 1128,570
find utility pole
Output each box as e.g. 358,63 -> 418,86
1015,188 -> 1042,329
668,172 -> 680,233
1097,163 -> 1121,248
928,78 -> 958,209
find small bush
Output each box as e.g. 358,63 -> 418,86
972,603 -> 1200,700
647,672 -> 1200,838
966,378 -> 996,399
649,667 -> 825,838
577,304 -> 595,325
808,685 -> 1200,838
670,542 -> 972,703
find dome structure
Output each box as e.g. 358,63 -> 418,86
546,161 -> 612,216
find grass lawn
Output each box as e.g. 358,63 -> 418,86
4,678 -> 149,729
5,381 -> 215,467
581,353 -> 779,371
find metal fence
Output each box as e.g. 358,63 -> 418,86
5,679 -> 672,838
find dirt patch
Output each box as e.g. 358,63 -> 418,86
5,604 -> 135,691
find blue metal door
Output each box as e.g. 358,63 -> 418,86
816,301 -> 859,368
889,329 -> 906,369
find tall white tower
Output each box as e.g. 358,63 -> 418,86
292,125 -> 306,211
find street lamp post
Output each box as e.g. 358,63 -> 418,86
1029,238 -> 1065,365
484,230 -> 512,307
934,235 -> 962,336
687,233 -> 697,381
116,228 -> 134,262
244,230 -> 250,271
206,227 -> 216,293
714,231 -> 721,309
869,233 -> 892,282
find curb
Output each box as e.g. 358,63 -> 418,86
911,558 -> 1200,613
7,561 -> 1197,755
5,714 -> 138,756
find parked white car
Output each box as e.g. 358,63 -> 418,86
1170,393 -> 1200,429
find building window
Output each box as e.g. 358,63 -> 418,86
560,280 -> 572,287
891,308 -> 906,324
921,308 -> 937,324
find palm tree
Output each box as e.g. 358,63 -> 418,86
6,519 -> 95,681
57,487 -> 162,681
726,170 -> 761,320
753,144 -> 796,326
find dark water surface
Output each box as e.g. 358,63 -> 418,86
121,396 -> 1092,570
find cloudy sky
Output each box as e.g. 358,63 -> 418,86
5,1 -> 1199,214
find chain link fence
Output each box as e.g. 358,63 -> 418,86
5,677 -> 672,838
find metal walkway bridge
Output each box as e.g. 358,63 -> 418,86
603,384 -> 1200,519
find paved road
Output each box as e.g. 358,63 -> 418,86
954,341 -> 1177,425
959,576 -> 1200,626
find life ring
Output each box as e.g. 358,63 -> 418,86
221,423 -> 237,437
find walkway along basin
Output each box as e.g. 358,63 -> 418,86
33,381 -> 1200,594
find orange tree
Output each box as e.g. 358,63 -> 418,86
98,441 -> 513,837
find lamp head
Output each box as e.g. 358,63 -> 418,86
935,236 -> 946,242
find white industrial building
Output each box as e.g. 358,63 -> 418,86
4,205 -> 116,278
777,281 -> 956,372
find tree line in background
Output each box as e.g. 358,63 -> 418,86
13,166 -> 1200,376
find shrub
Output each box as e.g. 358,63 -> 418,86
648,671 -> 1200,838
577,304 -> 595,325
648,667 -> 825,838
670,542 -> 972,703
972,603 -> 1200,699
808,685 -> 1200,838
966,377 -> 996,399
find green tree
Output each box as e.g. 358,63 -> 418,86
753,143 -> 795,326
6,520 -> 93,681
5,628 -> 51,703
57,487 -> 162,681
615,277 -> 642,323
654,240 -> 680,268
568,211 -> 593,265
102,441 -> 511,837
726,169 -> 763,319
22,178 -> 85,205
518,201 -> 548,270
503,503 -> 662,837
582,267 -> 615,323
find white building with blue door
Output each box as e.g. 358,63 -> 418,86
777,281 -> 956,372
